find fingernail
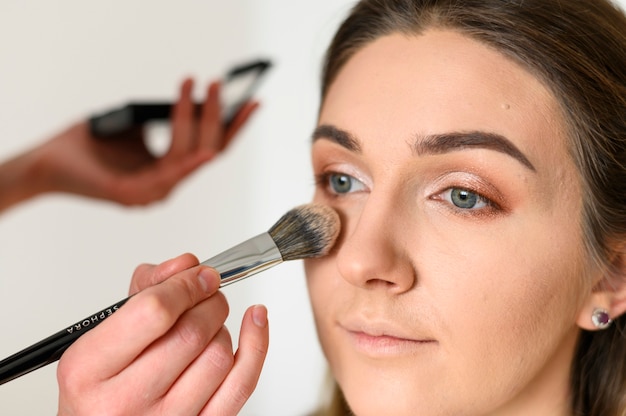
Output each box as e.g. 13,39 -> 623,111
198,267 -> 219,293
251,305 -> 268,328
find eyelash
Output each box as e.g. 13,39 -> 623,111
315,170 -> 501,214
314,172 -> 367,197
436,187 -> 498,213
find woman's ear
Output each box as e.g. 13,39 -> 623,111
577,246 -> 626,331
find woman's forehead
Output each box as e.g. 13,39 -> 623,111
319,30 -> 570,173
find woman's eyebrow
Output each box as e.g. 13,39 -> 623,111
312,124 -> 535,172
413,131 -> 536,171
312,124 -> 361,152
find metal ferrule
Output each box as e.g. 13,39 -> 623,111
201,232 -> 283,286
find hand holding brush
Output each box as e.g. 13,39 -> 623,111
0,204 -> 339,414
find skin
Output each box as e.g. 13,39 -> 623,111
305,30 -> 604,415
0,78 -> 259,211
57,254 -> 270,415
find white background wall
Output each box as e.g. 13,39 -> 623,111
0,1 -> 354,415
1,1 -> 625,415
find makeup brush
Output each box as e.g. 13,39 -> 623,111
205,203 -> 339,285
0,204 -> 340,385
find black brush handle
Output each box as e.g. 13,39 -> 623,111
0,297 -> 130,385
0,230 -> 284,385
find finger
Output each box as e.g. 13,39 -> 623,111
60,266 -> 221,381
129,253 -> 200,295
221,101 -> 260,151
159,326 -> 235,415
169,78 -> 196,158
106,161 -> 184,206
119,291 -> 230,401
197,81 -> 224,153
108,150 -> 209,206
199,304 -> 269,415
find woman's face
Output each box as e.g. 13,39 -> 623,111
305,30 -> 593,415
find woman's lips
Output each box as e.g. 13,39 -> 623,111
340,323 -> 437,357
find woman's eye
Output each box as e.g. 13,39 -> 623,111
322,173 -> 366,195
444,188 -> 490,210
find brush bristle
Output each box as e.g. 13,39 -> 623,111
268,204 -> 340,261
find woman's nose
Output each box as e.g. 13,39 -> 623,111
335,197 -> 416,293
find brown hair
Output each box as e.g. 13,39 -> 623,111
317,0 -> 626,415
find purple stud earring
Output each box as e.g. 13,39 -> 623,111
591,308 -> 612,329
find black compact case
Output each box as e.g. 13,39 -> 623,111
89,59 -> 272,139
